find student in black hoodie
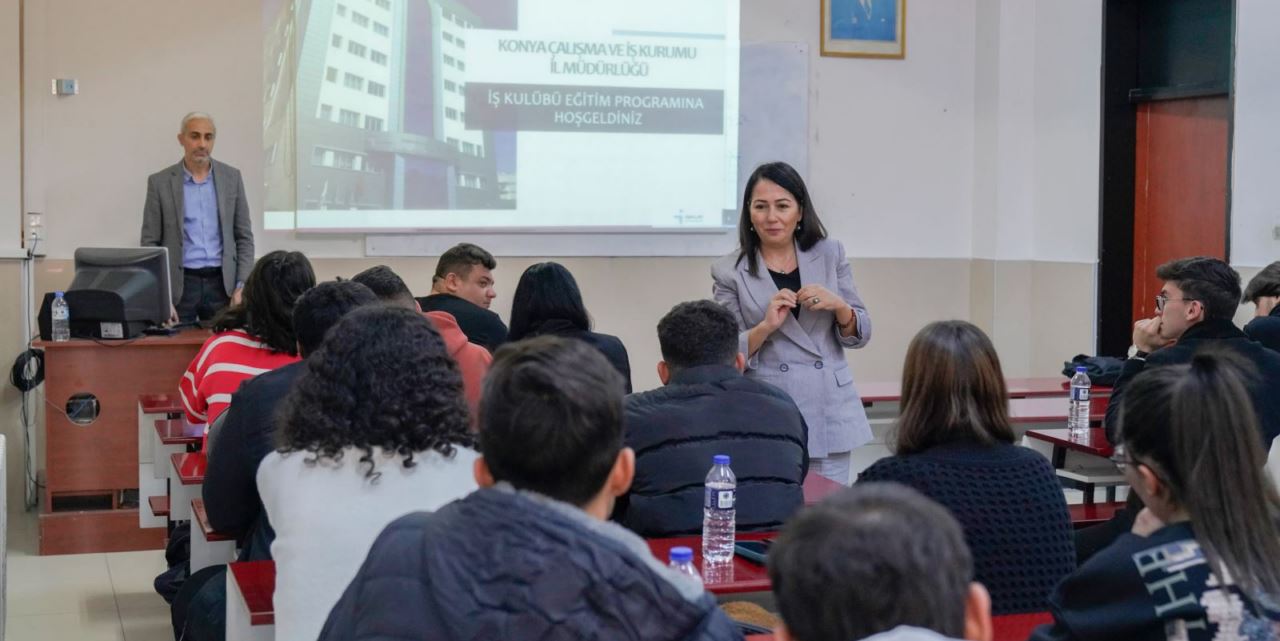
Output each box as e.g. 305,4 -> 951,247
1032,350 -> 1280,641
1242,261 -> 1280,352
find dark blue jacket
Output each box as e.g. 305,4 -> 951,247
202,361 -> 304,560
1105,319 -> 1280,449
319,486 -> 742,641
1244,306 -> 1280,353
1031,522 -> 1280,641
859,443 -> 1075,615
617,365 -> 808,537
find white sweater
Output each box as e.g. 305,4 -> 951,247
258,445 -> 480,641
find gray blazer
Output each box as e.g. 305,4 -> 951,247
140,158 -> 254,301
711,238 -> 872,458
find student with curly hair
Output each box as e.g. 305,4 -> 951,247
178,250 -> 315,429
258,305 -> 479,641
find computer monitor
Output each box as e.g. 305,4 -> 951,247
43,247 -> 172,339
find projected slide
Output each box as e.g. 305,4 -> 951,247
263,0 -> 740,232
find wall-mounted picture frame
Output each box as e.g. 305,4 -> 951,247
821,0 -> 906,59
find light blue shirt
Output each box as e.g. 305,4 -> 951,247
181,163 -> 222,269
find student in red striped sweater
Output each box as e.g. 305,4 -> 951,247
179,250 -> 315,434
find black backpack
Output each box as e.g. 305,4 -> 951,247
1061,354 -> 1126,386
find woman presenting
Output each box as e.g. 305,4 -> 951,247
712,162 -> 872,483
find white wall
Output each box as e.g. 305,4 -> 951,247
1,0 -> 21,253
972,0 -> 1101,263
744,0 -> 978,260
1230,0 -> 1280,269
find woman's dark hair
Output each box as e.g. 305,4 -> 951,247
894,321 -> 1014,455
768,483 -> 973,641
507,262 -> 591,341
1118,349 -> 1280,598
212,250 -> 316,354
735,161 -> 828,277
276,305 -> 473,479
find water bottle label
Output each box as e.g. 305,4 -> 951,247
717,489 -> 735,510
1072,387 -> 1090,402
705,487 -> 736,510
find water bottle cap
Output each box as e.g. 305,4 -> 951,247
54,291 -> 65,298
670,546 -> 693,563
1075,366 -> 1087,373
713,455 -> 730,466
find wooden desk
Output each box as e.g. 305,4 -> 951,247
861,377 -> 1112,406
1025,428 -> 1121,505
37,329 -> 207,554
191,498 -> 236,572
169,452 -> 207,521
992,612 -> 1054,641
227,560 -> 276,641
647,532 -> 774,595
802,472 -> 844,505
1007,396 -> 1108,424
745,612 -> 1053,641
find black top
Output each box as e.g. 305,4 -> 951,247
859,442 -> 1076,615
1030,521 -> 1280,641
523,318 -> 632,393
768,267 -> 801,319
1105,318 -> 1280,449
202,360 -> 305,560
1244,306 -> 1280,353
617,364 -> 809,537
417,293 -> 508,353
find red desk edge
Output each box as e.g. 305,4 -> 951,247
229,561 -> 276,626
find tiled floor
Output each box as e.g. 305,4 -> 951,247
5,509 -> 172,641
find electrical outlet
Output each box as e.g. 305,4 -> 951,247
1274,225 -> 1280,241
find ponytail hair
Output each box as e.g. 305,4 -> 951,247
1117,348 -> 1280,598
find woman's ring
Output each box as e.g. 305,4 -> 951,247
811,296 -> 820,305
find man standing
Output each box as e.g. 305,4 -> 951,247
141,112 -> 254,323
417,242 -> 508,351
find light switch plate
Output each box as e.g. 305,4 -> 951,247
51,78 -> 78,96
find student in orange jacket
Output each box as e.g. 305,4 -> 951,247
352,266 -> 491,421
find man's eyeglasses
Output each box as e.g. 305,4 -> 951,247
1155,294 -> 1198,313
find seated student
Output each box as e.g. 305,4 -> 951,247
1030,351 -> 1280,641
1081,257 -> 1280,563
203,280 -> 378,558
179,250 -> 315,430
617,299 -> 808,537
319,336 -> 741,641
768,482 -> 993,641
417,242 -> 508,351
1242,261 -> 1280,351
1106,257 -> 1280,448
507,261 -> 633,392
259,306 -> 480,641
858,321 -> 1074,614
351,264 -> 492,418
170,281 -> 379,641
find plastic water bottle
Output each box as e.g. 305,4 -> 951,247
702,454 -> 736,565
52,291 -> 71,342
668,546 -> 702,584
1068,366 -> 1091,439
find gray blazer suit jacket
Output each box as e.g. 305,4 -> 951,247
711,238 -> 872,458
140,159 -> 254,301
